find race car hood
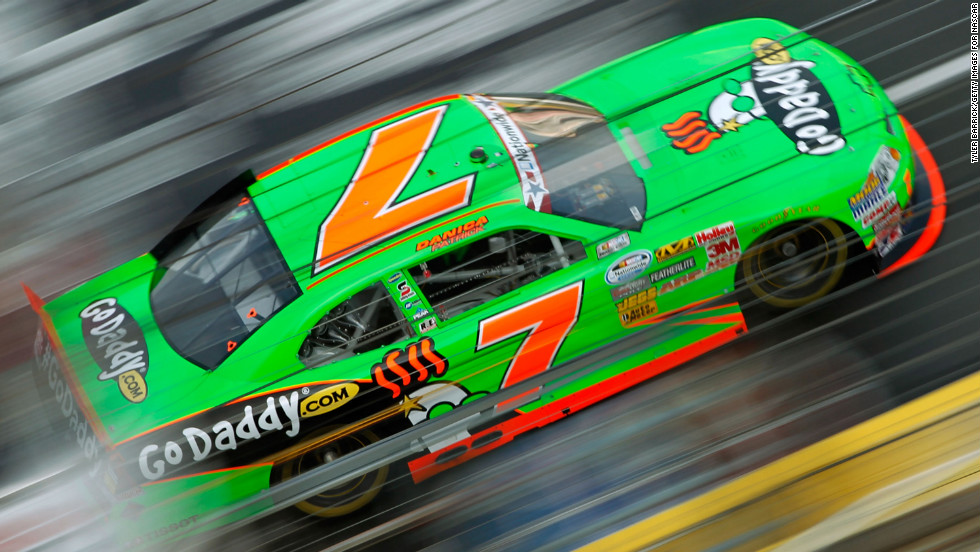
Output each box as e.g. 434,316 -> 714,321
31,254 -> 211,446
553,18 -> 899,214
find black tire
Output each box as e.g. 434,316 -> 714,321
275,427 -> 389,518
740,218 -> 849,308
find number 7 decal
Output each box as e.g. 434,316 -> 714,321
476,281 -> 584,411
313,105 -> 475,275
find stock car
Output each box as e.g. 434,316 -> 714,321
27,17 -> 944,547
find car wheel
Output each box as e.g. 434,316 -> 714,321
276,427 -> 389,517
740,218 -> 849,308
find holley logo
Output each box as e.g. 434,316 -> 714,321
79,298 -> 149,403
662,38 -> 845,156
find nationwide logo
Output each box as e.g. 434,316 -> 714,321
467,95 -> 550,212
605,250 -> 653,285
416,216 -> 489,251
662,38 -> 845,156
79,298 -> 149,403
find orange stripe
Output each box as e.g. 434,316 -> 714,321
671,313 -> 745,326
141,462 -> 274,487
257,94 -> 461,180
631,295 -> 722,327
408,315 -> 747,482
306,199 -> 520,290
878,115 -> 947,278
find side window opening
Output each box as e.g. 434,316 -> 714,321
409,230 -> 585,321
298,282 -> 409,367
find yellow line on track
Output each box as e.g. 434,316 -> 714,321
578,371 -> 980,551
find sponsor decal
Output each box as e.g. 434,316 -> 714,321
704,234 -> 741,261
412,307 -> 430,320
850,146 -> 902,227
705,251 -> 740,273
662,38 -> 845,156
596,233 -> 630,259
387,272 -> 403,284
649,257 -> 697,283
610,278 -> 651,301
405,300 -> 421,310
605,250 -> 653,285
299,382 -> 359,418
397,280 -> 416,301
616,288 -> 658,327
694,221 -> 736,246
418,317 -> 437,334
34,327 -> 105,478
137,391 -> 301,481
655,237 -> 696,263
698,222 -> 741,274
467,95 -> 549,212
415,215 -> 489,252
752,205 -> 820,233
403,383 -> 485,452
371,338 -> 448,399
659,269 -> 705,295
871,197 -> 904,256
79,298 -> 149,403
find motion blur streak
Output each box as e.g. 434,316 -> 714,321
0,0 -> 976,551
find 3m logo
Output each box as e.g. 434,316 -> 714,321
313,106 -> 475,275
707,236 -> 739,258
655,237 -> 695,263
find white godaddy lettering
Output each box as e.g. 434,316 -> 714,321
79,298 -> 148,381
34,328 -> 105,478
137,391 -> 301,481
753,60 -> 845,156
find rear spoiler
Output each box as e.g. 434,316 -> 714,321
22,281 -> 46,313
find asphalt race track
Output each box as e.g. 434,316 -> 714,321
0,0 -> 976,550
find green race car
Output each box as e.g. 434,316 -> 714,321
27,17 -> 945,547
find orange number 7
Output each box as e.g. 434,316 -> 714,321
313,105 -> 475,275
476,281 -> 584,411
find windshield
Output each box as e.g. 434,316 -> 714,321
150,194 -> 300,370
484,94 -> 647,230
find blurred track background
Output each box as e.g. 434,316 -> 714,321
0,0 -> 976,550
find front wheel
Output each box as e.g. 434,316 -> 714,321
275,427 -> 389,518
740,218 -> 849,308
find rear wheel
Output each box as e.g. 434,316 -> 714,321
276,427 -> 389,517
740,218 -> 849,308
